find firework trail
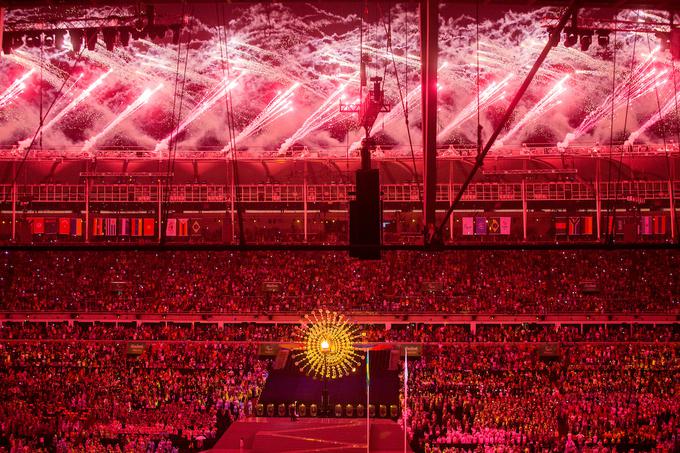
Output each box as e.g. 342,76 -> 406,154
155,74 -> 242,155
17,70 -> 112,150
624,89 -> 680,147
223,82 -> 299,152
558,48 -> 666,148
83,83 -> 164,152
0,69 -> 34,108
438,73 -> 513,141
278,79 -> 354,153
497,75 -> 569,145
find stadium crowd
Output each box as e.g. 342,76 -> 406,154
1,250 -> 678,313
0,342 -> 268,452
405,344 -> 679,452
1,321 -> 678,343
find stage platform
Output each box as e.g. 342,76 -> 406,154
211,417 -> 411,453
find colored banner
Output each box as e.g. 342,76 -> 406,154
120,218 -> 130,236
70,218 -> 83,236
640,216 -> 653,235
500,217 -> 511,235
143,218 -> 155,237
58,218 -> 70,235
474,217 -> 487,235
166,218 -> 177,237
131,218 -> 143,236
30,217 -> 45,234
178,218 -> 189,236
568,217 -> 581,235
555,218 -> 567,235
462,217 -> 474,236
488,217 -> 501,234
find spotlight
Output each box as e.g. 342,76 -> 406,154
69,29 -> 84,53
43,32 -> 55,47
579,31 -> 593,51
102,27 -> 117,51
55,30 -> 66,50
85,28 -> 98,51
564,29 -> 578,48
119,27 -> 131,47
596,29 -> 610,47
25,32 -> 42,48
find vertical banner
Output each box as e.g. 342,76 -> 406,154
166,218 -> 177,237
30,217 -> 45,234
500,217 -> 511,235
143,218 -> 155,236
58,218 -> 70,235
120,218 -> 130,236
640,216 -> 652,235
568,217 -> 581,235
488,217 -> 501,234
555,217 -> 567,235
582,216 -> 593,235
131,218 -> 143,236
107,218 -> 117,236
653,215 -> 667,235
462,217 -> 474,236
474,217 -> 487,235
70,218 -> 83,236
178,218 -> 189,236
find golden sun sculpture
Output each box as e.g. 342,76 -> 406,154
293,309 -> 363,380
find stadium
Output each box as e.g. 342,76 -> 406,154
0,0 -> 678,451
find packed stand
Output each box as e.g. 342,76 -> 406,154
404,344 -> 679,452
1,322 -> 678,343
1,250 -> 678,314
0,342 -> 269,452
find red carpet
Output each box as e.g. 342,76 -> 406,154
211,418 -> 411,453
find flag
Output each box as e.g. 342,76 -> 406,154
653,215 -> 667,235
462,217 -> 474,236
45,218 -> 58,235
143,218 -> 155,237
58,218 -> 70,235
640,216 -> 652,235
30,217 -> 45,234
131,218 -> 143,236
568,217 -> 581,235
120,218 -> 130,236
474,217 -> 487,235
70,218 -> 83,236
582,216 -> 593,235
106,218 -> 117,236
190,219 -> 201,236
500,217 -> 511,235
178,218 -> 189,236
555,218 -> 567,235
488,217 -> 501,234
605,216 -> 625,235
93,218 -> 104,236
166,218 -> 177,237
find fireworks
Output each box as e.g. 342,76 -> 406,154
155,74 -> 242,155
17,70 -> 112,151
0,69 -> 34,109
498,75 -> 569,145
437,73 -> 513,141
83,83 -> 164,152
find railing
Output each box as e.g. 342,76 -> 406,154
0,180 -> 678,203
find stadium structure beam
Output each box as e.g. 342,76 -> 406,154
421,0 -> 438,235
437,1 -> 578,236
